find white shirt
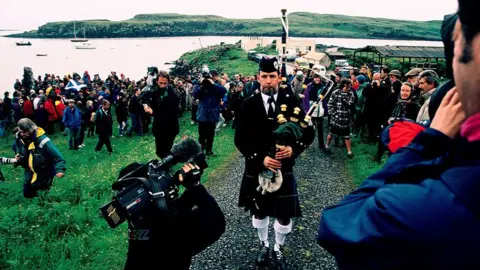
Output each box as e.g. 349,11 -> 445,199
261,93 -> 278,114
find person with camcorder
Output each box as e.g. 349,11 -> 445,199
139,70 -> 180,159
99,137 -> 225,270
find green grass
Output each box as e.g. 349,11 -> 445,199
0,113 -> 236,270
177,44 -> 260,76
345,138 -> 386,187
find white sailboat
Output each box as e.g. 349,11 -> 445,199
74,42 -> 96,50
71,21 -> 88,43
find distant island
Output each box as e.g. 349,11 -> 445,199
7,12 -> 442,41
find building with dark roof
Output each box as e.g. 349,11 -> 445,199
353,45 -> 445,74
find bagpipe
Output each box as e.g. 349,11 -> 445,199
305,72 -> 336,120
256,93 -> 315,196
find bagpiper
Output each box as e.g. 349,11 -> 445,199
235,56 -> 314,269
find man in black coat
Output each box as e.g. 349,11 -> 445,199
363,73 -> 390,143
139,71 -> 179,159
235,57 -> 314,269
94,100 -> 113,154
123,161 -> 225,270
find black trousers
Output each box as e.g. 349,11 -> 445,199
155,133 -> 177,159
95,134 -> 113,153
313,117 -> 325,148
87,123 -> 95,137
198,122 -> 216,152
47,121 -> 55,135
142,114 -> 151,134
367,119 -> 381,143
191,104 -> 198,122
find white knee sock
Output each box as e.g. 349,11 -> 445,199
274,219 -> 292,251
252,216 -> 269,247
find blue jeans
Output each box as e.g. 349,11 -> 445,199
128,113 -> 142,136
68,127 -> 80,149
118,121 -> 129,136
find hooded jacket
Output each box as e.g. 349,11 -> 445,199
12,128 -> 66,188
317,122 -> 480,269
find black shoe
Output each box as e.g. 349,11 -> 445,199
273,247 -> 287,270
323,148 -> 332,155
256,242 -> 269,266
348,153 -> 354,159
206,151 -> 217,157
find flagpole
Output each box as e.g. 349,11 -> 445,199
281,9 -> 288,78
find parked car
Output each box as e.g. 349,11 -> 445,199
335,59 -> 349,67
254,53 -> 267,63
413,62 -> 438,71
336,68 -> 351,78
295,57 -> 310,69
247,50 -> 257,61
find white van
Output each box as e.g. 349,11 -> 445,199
335,59 -> 349,67
312,65 -> 327,77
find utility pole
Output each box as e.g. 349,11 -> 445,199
280,9 -> 288,78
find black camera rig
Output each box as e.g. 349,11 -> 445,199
100,156 -> 207,229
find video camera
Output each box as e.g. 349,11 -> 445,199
99,138 -> 207,229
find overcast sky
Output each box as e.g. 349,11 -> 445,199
1,0 -> 458,31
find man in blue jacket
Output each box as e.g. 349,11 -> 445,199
317,2 -> 480,269
62,99 -> 82,150
193,71 -> 226,157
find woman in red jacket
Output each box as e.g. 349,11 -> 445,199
44,96 -> 60,134
22,96 -> 34,120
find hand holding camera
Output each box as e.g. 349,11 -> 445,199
177,163 -> 202,189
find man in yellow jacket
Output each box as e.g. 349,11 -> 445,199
13,118 -> 66,198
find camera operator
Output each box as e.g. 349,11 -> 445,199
363,73 -> 390,143
192,71 -> 226,157
120,161 -> 226,270
139,70 -> 179,159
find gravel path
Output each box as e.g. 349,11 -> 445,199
191,140 -> 356,270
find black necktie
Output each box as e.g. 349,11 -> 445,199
267,96 -> 275,120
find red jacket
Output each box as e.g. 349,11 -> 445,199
44,100 -> 59,121
55,101 -> 66,118
23,99 -> 34,117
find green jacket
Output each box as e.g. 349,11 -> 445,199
13,128 -> 66,186
355,83 -> 368,114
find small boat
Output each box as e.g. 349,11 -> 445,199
71,21 -> 88,43
75,42 -> 96,50
36,53 -> 48,57
16,41 -> 31,46
71,38 -> 88,43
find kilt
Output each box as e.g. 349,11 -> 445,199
238,164 -> 302,218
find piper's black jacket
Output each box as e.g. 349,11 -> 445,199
124,184 -> 225,270
235,89 -> 314,173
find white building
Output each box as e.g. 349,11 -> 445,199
240,37 -> 316,56
274,38 -> 315,55
240,37 -> 271,51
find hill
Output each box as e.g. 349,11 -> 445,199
7,12 -> 442,41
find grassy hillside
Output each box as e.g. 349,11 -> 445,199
0,114 -> 237,269
176,43 -> 259,76
8,12 -> 442,41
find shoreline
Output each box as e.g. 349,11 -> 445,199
2,34 -> 442,43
